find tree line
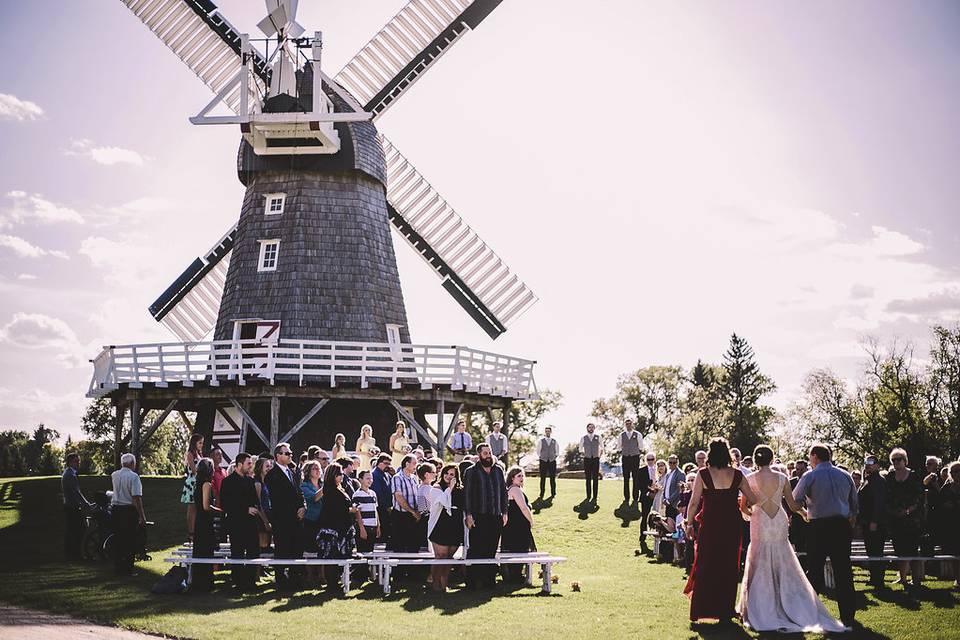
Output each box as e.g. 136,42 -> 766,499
587,326 -> 960,470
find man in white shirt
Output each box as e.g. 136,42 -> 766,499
580,423 -> 603,503
485,421 -> 508,465
110,453 -> 145,576
620,419 -> 642,504
535,426 -> 559,500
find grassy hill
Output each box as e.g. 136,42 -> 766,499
0,476 -> 957,639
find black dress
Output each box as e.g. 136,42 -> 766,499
429,487 -> 465,546
192,481 -> 216,592
500,491 -> 536,583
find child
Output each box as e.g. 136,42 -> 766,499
352,470 -> 381,553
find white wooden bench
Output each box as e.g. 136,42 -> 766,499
367,554 -> 566,595
164,556 -> 367,595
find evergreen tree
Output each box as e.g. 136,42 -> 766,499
720,333 -> 776,452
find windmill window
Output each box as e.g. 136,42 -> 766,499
264,193 -> 286,215
258,240 -> 280,272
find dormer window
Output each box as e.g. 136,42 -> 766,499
258,239 -> 280,272
264,193 -> 286,215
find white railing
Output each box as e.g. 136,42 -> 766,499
87,339 -> 537,400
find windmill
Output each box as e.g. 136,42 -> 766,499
88,0 -> 539,462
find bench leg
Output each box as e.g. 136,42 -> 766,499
342,564 -> 350,596
526,563 -> 534,587
824,559 -> 835,590
542,563 -> 551,594
383,565 -> 392,595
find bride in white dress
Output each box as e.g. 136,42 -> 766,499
737,446 -> 848,633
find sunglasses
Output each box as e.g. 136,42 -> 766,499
892,457 -> 906,463
278,451 -> 292,457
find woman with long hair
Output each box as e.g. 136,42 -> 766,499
254,456 -> 274,556
331,433 -> 348,461
191,457 -> 222,592
316,463 -> 359,562
501,466 -> 536,584
683,437 -> 758,623
389,421 -> 409,469
300,460 -> 324,585
355,424 -> 377,472
428,463 -> 465,592
181,433 -> 204,541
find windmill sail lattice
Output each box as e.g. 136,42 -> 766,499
120,0 -> 268,113
334,0 -> 504,118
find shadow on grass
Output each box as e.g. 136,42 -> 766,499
573,499 -> 600,520
870,583 -> 958,610
531,496 -> 554,514
613,501 -> 643,528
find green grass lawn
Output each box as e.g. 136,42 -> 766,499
0,476 -> 957,639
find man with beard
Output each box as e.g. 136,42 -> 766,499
858,455 -> 888,588
463,443 -> 508,588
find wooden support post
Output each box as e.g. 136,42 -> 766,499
129,399 -> 142,470
437,399 -> 445,458
270,396 -> 280,450
228,398 -> 269,450
502,401 -> 512,465
178,410 -> 194,431
388,400 -> 438,452
114,402 -> 125,469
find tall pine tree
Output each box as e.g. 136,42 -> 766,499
721,333 -> 776,452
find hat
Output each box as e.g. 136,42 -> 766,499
864,455 -> 878,466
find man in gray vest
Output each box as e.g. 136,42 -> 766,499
620,419 -> 642,505
580,423 -> 603,503
536,426 -> 559,500
486,421 -> 508,465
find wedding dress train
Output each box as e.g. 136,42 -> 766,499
737,472 -> 847,633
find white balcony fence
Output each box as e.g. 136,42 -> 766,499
87,339 -> 537,400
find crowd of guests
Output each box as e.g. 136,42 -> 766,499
171,420 -> 535,593
582,420 -> 960,594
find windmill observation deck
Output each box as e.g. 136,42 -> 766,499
88,339 -> 536,401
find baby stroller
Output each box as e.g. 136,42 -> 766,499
81,491 -> 151,561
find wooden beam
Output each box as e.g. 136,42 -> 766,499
389,400 -> 437,451
113,402 -> 125,469
270,397 -> 280,450
228,398 -> 270,449
437,399 -> 445,457
279,398 -> 329,444
444,403 -> 464,446
137,400 -> 177,453
129,399 -> 142,470
178,410 -> 194,431
502,401 -> 512,464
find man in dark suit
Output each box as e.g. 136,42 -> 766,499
789,459 -> 810,567
638,452 -> 657,553
219,452 -> 260,591
858,454 -> 887,587
265,442 -> 305,589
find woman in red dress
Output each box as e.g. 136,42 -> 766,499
683,437 -> 757,622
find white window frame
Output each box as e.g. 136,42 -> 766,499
257,239 -> 280,272
264,193 -> 286,216
386,324 -> 402,345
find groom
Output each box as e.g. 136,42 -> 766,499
793,444 -> 858,628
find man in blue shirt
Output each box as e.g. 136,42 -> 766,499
61,452 -> 92,560
793,444 -> 858,627
449,420 -> 473,463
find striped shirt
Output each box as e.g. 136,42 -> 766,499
352,488 -> 379,527
391,471 -> 419,511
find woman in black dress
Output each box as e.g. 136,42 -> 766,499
428,464 -> 465,592
936,462 -> 960,589
887,448 -> 924,587
316,463 -> 359,562
191,457 -> 222,592
501,466 -> 536,584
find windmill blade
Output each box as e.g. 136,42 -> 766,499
381,134 -> 537,339
148,225 -> 236,342
334,0 -> 505,119
119,0 -> 269,113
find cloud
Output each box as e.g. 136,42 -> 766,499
0,387 -> 87,433
65,138 -> 145,166
0,93 -> 44,121
849,284 -> 874,299
2,191 -> 84,227
16,273 -> 37,281
79,234 -> 167,289
0,312 -> 87,366
887,289 -> 960,316
0,234 -> 69,259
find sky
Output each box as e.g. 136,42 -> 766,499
0,1 -> 959,449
